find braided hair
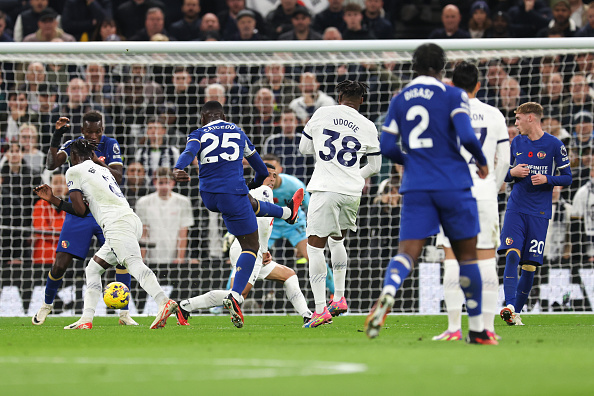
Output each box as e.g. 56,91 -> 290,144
336,80 -> 369,100
71,138 -> 98,159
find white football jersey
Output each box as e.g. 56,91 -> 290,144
303,105 -> 380,196
66,159 -> 135,230
464,98 -> 509,200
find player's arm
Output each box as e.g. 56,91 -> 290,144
299,128 -> 314,155
494,139 -> 511,189
360,153 -> 382,179
33,184 -> 89,218
90,154 -> 124,184
173,138 -> 200,182
535,165 -> 572,186
46,117 -> 70,170
245,149 -> 269,189
379,126 -> 405,164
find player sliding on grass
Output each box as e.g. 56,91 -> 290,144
176,163 -> 313,324
34,139 -> 179,330
173,100 -> 303,328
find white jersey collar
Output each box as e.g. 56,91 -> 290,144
406,76 -> 446,92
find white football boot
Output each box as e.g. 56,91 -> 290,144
119,311 -> 139,326
32,303 -> 53,325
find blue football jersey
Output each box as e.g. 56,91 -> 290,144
59,135 -> 123,166
187,120 -> 256,194
382,76 -> 479,193
506,133 -> 571,219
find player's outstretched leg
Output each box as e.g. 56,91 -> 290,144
250,188 -> 304,224
285,188 -> 304,224
222,292 -> 245,328
64,258 -> 105,330
365,293 -> 395,339
33,253 -> 73,325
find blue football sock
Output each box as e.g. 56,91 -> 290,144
115,265 -> 132,310
44,270 -> 64,305
255,200 -> 284,218
231,249 -> 257,296
459,261 -> 483,317
503,250 -> 521,307
514,269 -> 535,313
326,262 -> 335,294
382,254 -> 413,296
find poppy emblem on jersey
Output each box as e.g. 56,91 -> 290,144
98,156 -> 106,162
61,241 -> 70,249
528,152 -> 533,157
537,151 -> 546,159
505,237 -> 513,245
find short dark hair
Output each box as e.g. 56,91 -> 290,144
452,61 -> 479,93
71,138 -> 98,158
412,43 -> 446,75
201,100 -> 224,114
83,110 -> 103,124
336,80 -> 368,100
262,153 -> 281,164
344,3 -> 362,13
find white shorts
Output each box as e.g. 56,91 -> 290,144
306,191 -> 360,238
229,241 -> 277,284
95,214 -> 143,267
436,198 -> 499,250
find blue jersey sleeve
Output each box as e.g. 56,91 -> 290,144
102,137 -> 123,166
547,141 -> 572,186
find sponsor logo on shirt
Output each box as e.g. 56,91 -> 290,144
537,151 -> 546,159
505,237 -> 513,245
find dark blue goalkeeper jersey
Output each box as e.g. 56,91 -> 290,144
505,132 -> 572,219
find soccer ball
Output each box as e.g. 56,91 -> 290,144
103,282 -> 130,309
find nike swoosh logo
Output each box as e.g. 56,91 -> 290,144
516,152 -> 522,156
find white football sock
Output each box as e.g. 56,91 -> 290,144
281,207 -> 291,220
443,259 -> 464,332
126,256 -> 167,306
283,275 -> 312,317
479,257 -> 499,332
307,244 -> 327,314
328,238 -> 347,300
82,259 -> 106,320
182,290 -> 228,311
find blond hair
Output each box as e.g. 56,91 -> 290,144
515,102 -> 543,118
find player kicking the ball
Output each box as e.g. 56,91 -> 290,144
34,139 -> 178,329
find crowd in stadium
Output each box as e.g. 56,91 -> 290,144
0,0 -> 594,271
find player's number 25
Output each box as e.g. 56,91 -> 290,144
319,129 -> 361,167
200,132 -> 240,163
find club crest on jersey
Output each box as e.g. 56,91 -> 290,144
505,237 -> 513,245
528,152 -> 533,157
61,240 -> 70,249
537,151 -> 546,159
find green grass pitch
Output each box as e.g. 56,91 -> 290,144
1,314 -> 593,396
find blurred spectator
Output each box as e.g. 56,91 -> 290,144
215,65 -> 248,122
362,0 -> 393,39
468,1 -> 491,38
507,0 -> 551,38
428,4 -> 470,39
121,161 -> 153,209
24,61 -> 46,112
314,0 -> 346,33
203,83 -> 225,105
301,0 -> 329,14
134,117 -> 180,177
32,172 -> 66,264
540,71 -> 565,117
569,0 -> 587,28
129,7 -> 175,40
570,111 -> 594,147
544,185 -> 572,264
289,71 -> 336,122
497,77 -> 524,121
485,10 -> 515,38
90,18 -> 123,41
84,63 -> 114,112
322,25 -> 342,39
251,62 -> 298,106
165,66 -> 199,130
61,0 -> 112,41
266,0 -> 300,38
23,7 -> 76,41
198,12 -> 220,39
575,4 -> 594,36
115,0 -> 165,39
565,143 -> 591,201
136,167 -> 194,264
0,91 -> 32,144
342,2 -> 374,39
562,73 -> 594,130
218,0 -> 267,41
246,0 -> 278,19
0,11 -> 14,41
13,0 -> 51,42
262,109 -> 314,182
537,0 -> 577,37
543,115 -> 571,146
169,0 -> 201,41
0,142 -> 42,264
279,6 -> 323,40
507,124 -> 518,143
244,87 -> 280,151
476,60 -> 508,106
570,167 -> 594,262
17,123 -> 44,174
230,8 -> 269,40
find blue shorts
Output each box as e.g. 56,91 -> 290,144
400,190 -> 480,241
201,191 -> 258,236
498,210 -> 549,266
56,213 -> 105,259
268,219 -> 307,248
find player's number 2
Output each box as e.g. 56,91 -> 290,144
407,105 -> 433,149
319,129 -> 361,167
200,132 -> 240,163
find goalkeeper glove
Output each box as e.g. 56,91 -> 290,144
50,124 -> 71,149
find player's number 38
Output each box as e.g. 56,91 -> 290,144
319,128 -> 361,167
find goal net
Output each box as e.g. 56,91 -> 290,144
1,39 -> 593,317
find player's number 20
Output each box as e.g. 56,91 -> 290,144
319,129 -> 361,167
